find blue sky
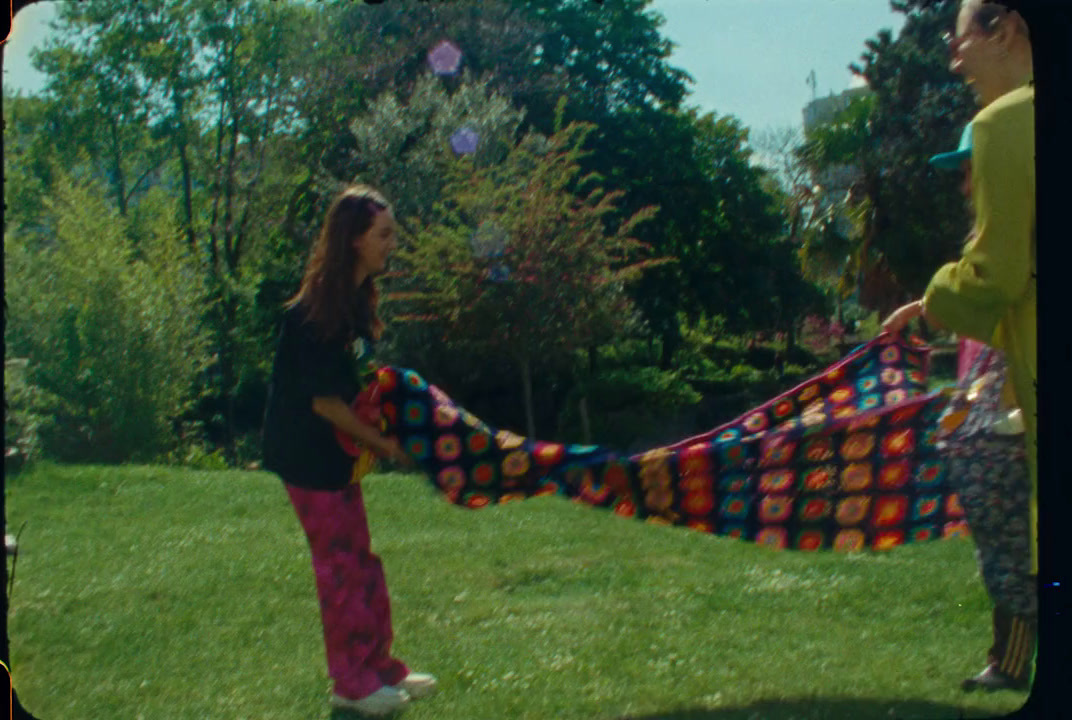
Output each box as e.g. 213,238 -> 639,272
4,0 -> 905,135
651,0 -> 905,131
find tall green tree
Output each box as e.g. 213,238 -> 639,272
4,176 -> 210,463
851,0 -> 976,298
32,0 -> 319,458
796,95 -> 880,301
27,9 -> 164,221
512,0 -> 692,130
3,92 -> 60,239
306,0 -> 713,366
798,0 -> 975,314
392,120 -> 662,437
593,108 -> 794,365
345,74 -> 528,226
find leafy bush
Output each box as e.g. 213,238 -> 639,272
782,363 -> 812,383
853,309 -> 883,340
3,358 -> 59,474
558,365 -> 701,448
675,312 -> 727,377
4,177 -> 211,463
725,362 -> 765,385
799,314 -> 845,355
603,367 -> 700,408
164,444 -> 231,472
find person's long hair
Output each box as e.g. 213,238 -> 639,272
288,185 -> 389,342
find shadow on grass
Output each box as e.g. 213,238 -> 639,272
320,695 -> 1029,720
616,695 -> 1027,720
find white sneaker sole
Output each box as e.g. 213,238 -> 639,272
397,674 -> 438,700
330,690 -> 410,716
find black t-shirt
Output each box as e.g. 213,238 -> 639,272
262,302 -> 375,489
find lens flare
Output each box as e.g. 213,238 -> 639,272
450,126 -> 480,155
427,40 -> 463,76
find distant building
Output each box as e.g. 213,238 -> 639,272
802,85 -> 871,133
801,86 -> 873,238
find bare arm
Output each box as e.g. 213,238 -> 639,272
312,396 -> 409,464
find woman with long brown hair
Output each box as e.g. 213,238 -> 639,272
262,185 -> 435,715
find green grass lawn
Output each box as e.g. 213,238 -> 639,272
5,463 -> 1028,720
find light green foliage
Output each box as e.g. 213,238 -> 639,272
853,309 -> 884,339
348,74 -> 527,225
674,312 -> 727,378
31,1 -> 166,219
3,359 -> 60,473
725,362 -> 768,385
397,120 -> 660,361
2,93 -> 55,238
387,119 -> 664,435
4,177 -> 210,463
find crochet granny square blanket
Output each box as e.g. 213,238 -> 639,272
353,335 -> 966,551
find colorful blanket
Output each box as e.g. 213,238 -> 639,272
355,335 -> 967,551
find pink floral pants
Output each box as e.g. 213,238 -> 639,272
285,480 -> 409,699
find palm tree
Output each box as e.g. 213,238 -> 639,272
795,95 -> 905,317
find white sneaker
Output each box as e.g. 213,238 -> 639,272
330,685 -> 410,716
397,672 -> 438,699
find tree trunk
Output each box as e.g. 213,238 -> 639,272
177,136 -> 196,249
109,118 -> 127,216
578,395 -> 592,445
660,331 -> 677,370
520,356 -> 536,438
220,291 -> 239,464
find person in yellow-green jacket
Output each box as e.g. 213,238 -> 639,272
881,0 -> 1035,692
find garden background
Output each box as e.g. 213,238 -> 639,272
5,1 -> 1020,718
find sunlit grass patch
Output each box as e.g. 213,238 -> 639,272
6,463 -> 1027,719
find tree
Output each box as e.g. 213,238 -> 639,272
31,0 -> 321,459
512,0 -> 692,131
796,95 -> 881,304
345,74 -> 528,227
851,0 -> 976,297
391,119 -> 662,437
303,0 -> 709,367
796,0 -> 975,315
593,108 -> 793,365
4,175 -> 210,463
318,0 -> 691,139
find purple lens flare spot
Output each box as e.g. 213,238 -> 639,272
450,126 -> 480,155
428,40 -> 463,76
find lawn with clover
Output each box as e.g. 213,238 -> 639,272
6,463 -> 1028,720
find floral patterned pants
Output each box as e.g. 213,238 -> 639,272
945,440 -> 1036,680
947,446 -> 1036,617
285,480 -> 409,699
942,342 -> 1036,681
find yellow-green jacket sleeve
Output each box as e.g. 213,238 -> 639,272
922,91 -> 1034,343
